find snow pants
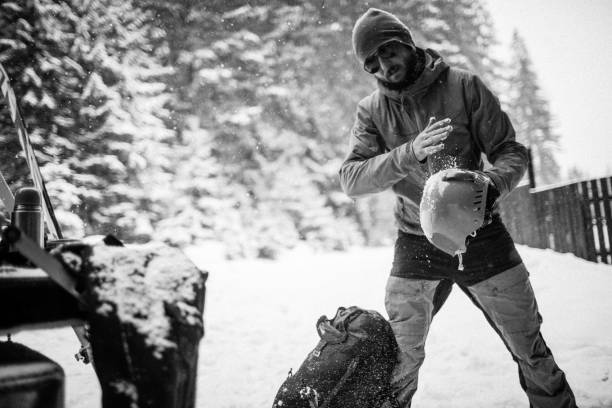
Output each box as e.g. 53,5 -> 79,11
385,263 -> 577,408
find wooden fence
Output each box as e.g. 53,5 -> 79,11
499,176 -> 612,264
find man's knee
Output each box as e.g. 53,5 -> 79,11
384,277 -> 439,317
510,331 -> 554,368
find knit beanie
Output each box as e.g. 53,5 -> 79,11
352,8 -> 415,68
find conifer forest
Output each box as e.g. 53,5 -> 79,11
0,1 -> 562,258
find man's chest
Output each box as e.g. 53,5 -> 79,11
372,86 -> 480,173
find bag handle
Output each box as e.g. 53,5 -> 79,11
333,307 -> 365,332
316,307 -> 365,343
316,317 -> 346,344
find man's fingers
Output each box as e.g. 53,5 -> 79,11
426,116 -> 436,129
414,117 -> 451,160
427,143 -> 444,154
420,127 -> 451,148
426,117 -> 451,131
431,131 -> 449,143
425,125 -> 452,139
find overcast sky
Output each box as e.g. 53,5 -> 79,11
484,0 -> 612,180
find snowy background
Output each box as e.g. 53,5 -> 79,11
14,243 -> 612,408
2,1 -> 611,407
3,0 -> 603,259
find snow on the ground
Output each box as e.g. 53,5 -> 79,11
13,244 -> 612,408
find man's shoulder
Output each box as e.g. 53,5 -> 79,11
356,89 -> 382,113
444,65 -> 477,85
358,89 -> 380,106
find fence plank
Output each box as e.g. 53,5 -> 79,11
598,177 -> 612,263
530,189 -> 545,248
568,183 -> 589,259
555,189 -> 567,252
590,179 -> 607,262
557,185 -> 573,253
534,190 -> 556,251
547,189 -> 558,251
499,184 -> 531,247
581,181 -> 598,262
512,185 -> 539,248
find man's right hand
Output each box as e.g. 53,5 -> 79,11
411,117 -> 453,162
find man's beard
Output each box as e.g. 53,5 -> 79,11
379,75 -> 416,91
379,48 -> 425,91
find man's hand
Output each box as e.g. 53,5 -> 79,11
441,169 -> 500,225
485,178 -> 500,220
411,117 -> 453,162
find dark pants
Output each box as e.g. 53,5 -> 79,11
385,264 -> 577,407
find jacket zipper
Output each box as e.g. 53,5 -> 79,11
400,94 -> 423,134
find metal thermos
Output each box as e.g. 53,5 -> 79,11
11,186 -> 44,247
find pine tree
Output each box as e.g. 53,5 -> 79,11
0,0 -> 87,229
0,0 -> 172,239
130,1 -> 364,256
0,1 -> 60,190
412,0 -> 500,83
506,31 -> 561,186
144,0 -> 509,253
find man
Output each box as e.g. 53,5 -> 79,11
339,8 -> 577,408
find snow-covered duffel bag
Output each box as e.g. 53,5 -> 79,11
272,306 -> 398,408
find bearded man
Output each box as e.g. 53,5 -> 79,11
339,8 -> 577,408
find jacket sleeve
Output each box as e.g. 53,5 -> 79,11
467,75 -> 528,197
339,98 -> 421,198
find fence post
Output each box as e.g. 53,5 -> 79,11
527,147 -> 536,189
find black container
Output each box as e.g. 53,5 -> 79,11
11,187 -> 44,248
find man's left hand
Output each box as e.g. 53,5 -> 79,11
484,177 -> 500,223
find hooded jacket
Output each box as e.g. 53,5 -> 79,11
339,46 -> 528,235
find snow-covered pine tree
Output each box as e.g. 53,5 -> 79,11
0,0 -> 90,233
506,31 -> 561,186
0,0 -> 173,239
0,1 -> 58,196
44,0 -> 176,240
132,2 -> 272,256
410,0 -> 500,84
139,2 -> 364,257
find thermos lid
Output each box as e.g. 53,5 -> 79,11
14,186 -> 42,207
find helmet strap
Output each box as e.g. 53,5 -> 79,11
457,252 -> 464,271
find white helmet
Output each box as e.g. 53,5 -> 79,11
419,168 -> 490,256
